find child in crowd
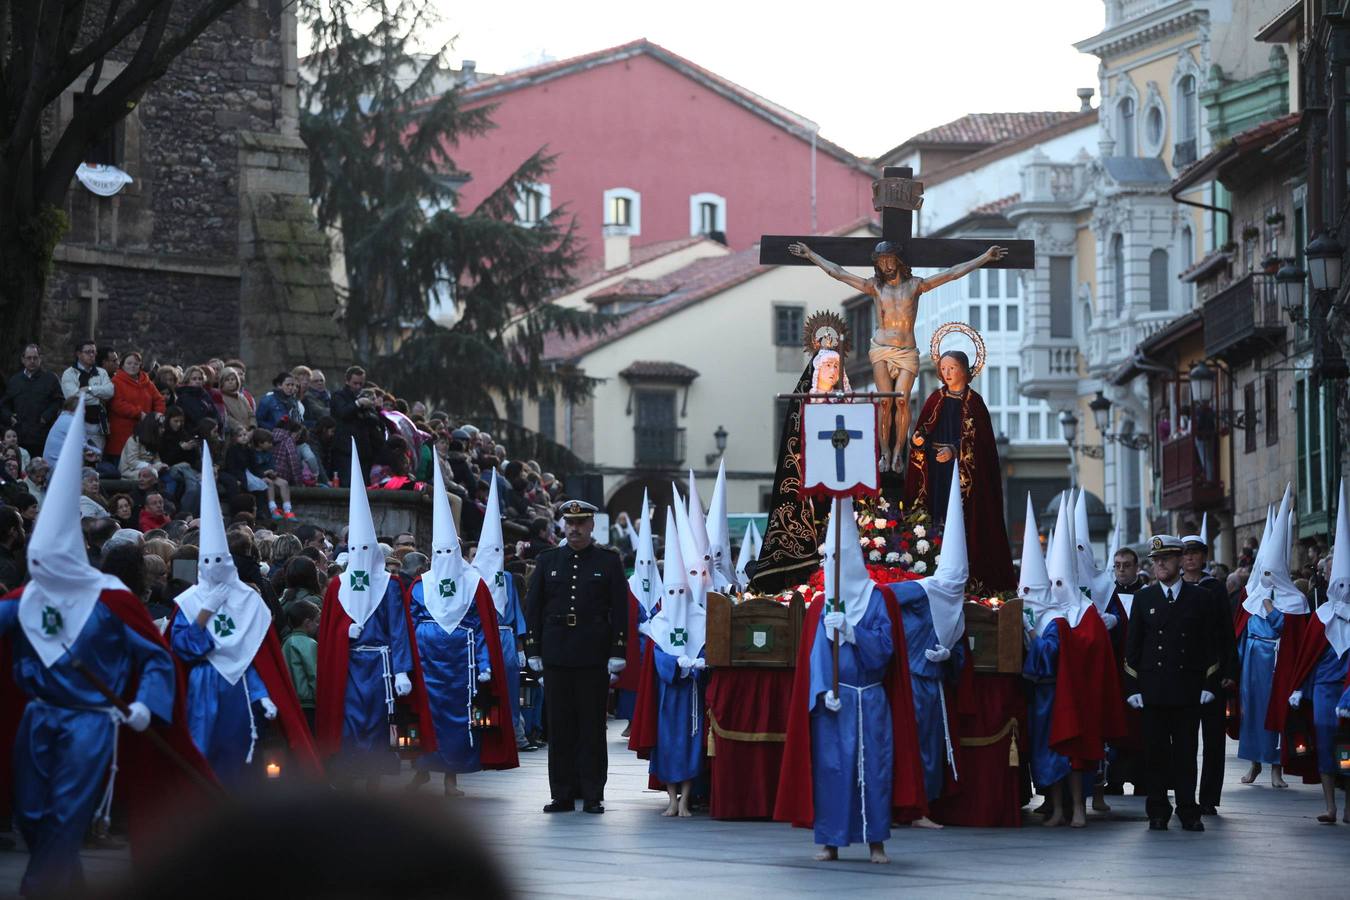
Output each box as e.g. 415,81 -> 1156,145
246,428 -> 295,521
283,599 -> 321,731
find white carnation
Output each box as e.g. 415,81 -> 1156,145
873,516 -> 888,528
913,561 -> 928,574
868,550 -> 882,561
873,536 -> 887,549
916,539 -> 931,555
900,552 -> 914,565
913,525 -> 927,539
885,551 -> 900,563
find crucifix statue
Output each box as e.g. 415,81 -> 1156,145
760,166 -> 1034,472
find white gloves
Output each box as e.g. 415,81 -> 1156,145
517,651 -> 527,668
1338,707 -> 1350,720
394,672 -> 412,697
259,697 -> 278,720
924,645 -> 951,663
692,658 -> 707,671
1126,694 -> 1144,709
606,657 -> 626,674
823,611 -> 853,643
528,656 -> 544,672
1289,690 -> 1303,708
477,669 -> 492,683
348,623 -> 362,640
823,691 -> 842,712
677,655 -> 694,672
121,701 -> 152,732
1100,612 -> 1119,630
1199,690 -> 1215,705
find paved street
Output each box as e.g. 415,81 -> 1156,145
3,720 -> 1347,898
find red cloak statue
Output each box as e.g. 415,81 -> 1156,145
903,386 -> 1015,593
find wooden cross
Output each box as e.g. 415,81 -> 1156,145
79,277 -> 108,339
759,165 -> 1035,269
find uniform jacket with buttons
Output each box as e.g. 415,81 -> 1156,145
1124,580 -> 1222,707
524,542 -> 628,668
1188,573 -> 1239,685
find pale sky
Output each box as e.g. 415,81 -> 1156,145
399,0 -> 1107,159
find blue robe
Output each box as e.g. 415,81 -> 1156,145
495,576 -> 527,747
1,601 -> 175,897
616,603 -> 651,721
649,646 -> 705,784
335,579 -> 413,776
894,580 -> 964,802
409,581 -> 491,774
1300,641 -> 1350,776
1237,610 -> 1283,765
808,588 -> 894,847
1024,620 -> 1072,790
169,610 -> 270,788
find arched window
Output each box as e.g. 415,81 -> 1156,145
1112,234 -> 1126,315
602,187 -> 642,235
1177,75 -> 1197,143
1117,98 -> 1135,157
1149,248 -> 1170,311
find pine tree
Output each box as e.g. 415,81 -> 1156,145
301,0 -> 607,416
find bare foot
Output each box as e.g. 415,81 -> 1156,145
405,771 -> 430,794
910,816 -> 943,829
1043,811 -> 1065,827
1091,798 -> 1111,812
661,800 -> 678,817
1272,770 -> 1289,789
890,450 -> 905,473
878,455 -> 890,474
815,846 -> 838,862
869,842 -> 890,864
1240,763 -> 1261,785
1070,808 -> 1087,828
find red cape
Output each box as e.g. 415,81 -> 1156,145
0,588 -> 220,863
902,387 -> 1016,593
773,584 -> 929,828
315,576 -> 354,757
1228,604 -> 1252,741
1265,611 -> 1325,783
403,579 -> 518,770
1048,606 -> 1126,763
252,628 -> 324,777
615,589 -> 642,693
627,640 -> 659,761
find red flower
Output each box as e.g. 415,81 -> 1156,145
887,520 -> 898,528
934,537 -> 943,547
902,530 -> 914,540
898,540 -> 910,551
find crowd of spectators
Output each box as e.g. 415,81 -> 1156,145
0,339 -> 578,598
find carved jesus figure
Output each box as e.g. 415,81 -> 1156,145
787,240 -> 1007,471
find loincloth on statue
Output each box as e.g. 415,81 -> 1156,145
868,340 -> 920,379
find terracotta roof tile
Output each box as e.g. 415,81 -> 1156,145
903,112 -> 1084,147
971,193 -> 1021,215
567,235 -> 716,293
619,361 -> 700,381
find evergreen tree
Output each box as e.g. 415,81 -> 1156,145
301,0 -> 606,416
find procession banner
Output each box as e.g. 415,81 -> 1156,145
800,402 -> 879,500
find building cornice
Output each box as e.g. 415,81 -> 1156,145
1075,2 -> 1207,60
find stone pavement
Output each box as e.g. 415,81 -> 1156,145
2,720 -> 1347,898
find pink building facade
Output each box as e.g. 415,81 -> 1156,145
438,41 -> 877,265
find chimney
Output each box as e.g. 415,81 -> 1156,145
1077,87 -> 1094,112
604,231 -> 631,271
460,60 -> 477,86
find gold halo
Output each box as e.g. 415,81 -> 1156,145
930,321 -> 986,379
802,310 -> 851,357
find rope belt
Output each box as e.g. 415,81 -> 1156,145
353,645 -> 394,714
32,699 -> 120,827
243,678 -> 258,765
938,681 -> 958,782
464,627 -> 477,748
839,681 -> 881,839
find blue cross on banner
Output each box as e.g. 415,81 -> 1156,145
800,402 -> 879,498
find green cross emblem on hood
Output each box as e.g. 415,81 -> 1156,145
642,578 -> 651,592
670,627 -> 687,647
212,612 -> 236,638
494,571 -> 505,587
350,570 -> 370,591
439,579 -> 456,598
40,606 -> 63,636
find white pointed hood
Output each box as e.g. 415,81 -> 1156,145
1046,493 -> 1090,629
19,396 -> 125,668
650,505 -> 705,657
686,469 -> 713,592
1244,484 -> 1308,615
822,497 -> 876,640
421,460 -> 482,635
672,484 -> 710,603
1072,489 -> 1106,605
475,473 -> 510,616
174,443 -> 271,685
706,460 -> 735,591
1017,494 -> 1054,636
734,521 -> 762,591
919,463 -> 967,649
337,440 -> 391,627
627,491 -> 662,617
1318,480 -> 1350,656
1241,505 -> 1276,616
1200,512 -> 1209,547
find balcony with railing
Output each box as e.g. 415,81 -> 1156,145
634,426 -> 686,468
1160,432 -> 1225,511
1019,339 -> 1080,402
1202,273 -> 1286,361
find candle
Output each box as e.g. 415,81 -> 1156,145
266,762 -> 281,779
1296,743 -> 1308,755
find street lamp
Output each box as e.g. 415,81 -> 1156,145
1305,231 -> 1344,293
1089,391 -> 1112,436
706,425 -> 728,466
1059,409 -> 1078,446
1188,361 -> 1216,407
1275,259 -> 1307,323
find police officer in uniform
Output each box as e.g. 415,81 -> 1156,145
1124,535 -> 1222,832
1180,532 -> 1238,816
525,500 -> 628,814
